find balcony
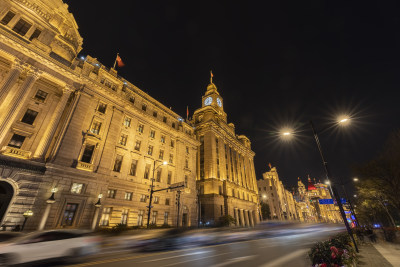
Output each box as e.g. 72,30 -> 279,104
76,161 -> 94,172
1,146 -> 31,159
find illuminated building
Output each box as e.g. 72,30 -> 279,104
0,0 -> 199,230
257,166 -> 297,220
192,76 -> 260,226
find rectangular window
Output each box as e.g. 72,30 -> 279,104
71,183 -> 84,194
169,154 -> 173,164
124,192 -> 132,200
144,164 -> 151,179
156,169 -> 162,182
8,134 -> 25,148
159,149 -> 164,160
186,146 -> 189,154
34,89 -> 48,102
170,140 -> 175,148
165,198 -> 170,205
1,11 -> 15,25
160,135 -> 166,143
185,175 -> 188,187
137,210 -> 144,226
140,194 -> 146,202
113,155 -> 123,172
219,185 -> 223,195
149,130 -> 155,138
151,211 -> 158,224
81,144 -> 95,163
21,109 -> 38,125
137,124 -> 144,133
90,121 -> 102,135
164,212 -> 169,225
97,103 -> 107,114
119,134 -> 128,146
129,159 -> 138,176
154,196 -> 159,204
129,96 -> 135,104
61,203 -> 78,226
107,189 -> 116,199
12,18 -> 31,36
172,122 -> 176,129
29,28 -> 41,41
124,117 -> 131,127
167,171 -> 172,184
185,159 -> 189,169
134,140 -> 141,151
142,104 -> 147,111
100,207 -> 112,226
153,111 -> 157,117
147,145 -> 153,156
163,116 -> 167,123
121,209 -> 129,225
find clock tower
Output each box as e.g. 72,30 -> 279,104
193,72 -> 259,227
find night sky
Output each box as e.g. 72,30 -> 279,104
67,0 -> 400,190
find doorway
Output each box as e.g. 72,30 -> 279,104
0,181 -> 14,223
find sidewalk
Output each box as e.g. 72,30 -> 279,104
358,241 -> 400,267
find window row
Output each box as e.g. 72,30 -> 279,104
1,11 -> 42,41
100,208 -> 170,226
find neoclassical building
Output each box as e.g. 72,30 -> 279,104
257,166 -> 297,220
0,0 -> 199,230
192,76 -> 260,226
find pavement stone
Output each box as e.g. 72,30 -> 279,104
358,241 -> 399,267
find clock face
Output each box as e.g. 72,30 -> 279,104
204,96 -> 212,106
217,98 -> 222,107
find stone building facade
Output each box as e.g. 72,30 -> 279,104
0,0 -> 199,230
257,166 -> 297,220
192,76 -> 260,227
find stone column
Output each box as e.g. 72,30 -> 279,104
239,209 -> 244,226
91,207 -> 101,230
38,204 -> 51,230
249,210 -> 254,226
0,58 -> 24,107
33,85 -> 74,159
0,67 -> 42,144
234,208 -> 239,226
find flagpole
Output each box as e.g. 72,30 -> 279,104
113,53 -> 119,69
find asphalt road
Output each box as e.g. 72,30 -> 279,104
68,223 -> 345,267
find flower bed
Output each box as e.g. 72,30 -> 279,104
308,233 -> 357,267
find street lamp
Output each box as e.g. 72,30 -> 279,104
147,160 -> 168,228
280,120 -> 359,252
92,193 -> 103,230
38,187 -> 58,230
21,209 -> 33,231
353,177 -> 359,182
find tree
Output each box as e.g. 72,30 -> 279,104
354,130 -> 400,226
261,202 -> 271,220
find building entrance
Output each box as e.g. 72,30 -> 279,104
0,181 -> 13,223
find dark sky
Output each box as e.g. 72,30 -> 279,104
67,0 -> 400,190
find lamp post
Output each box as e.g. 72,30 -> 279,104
147,160 -> 168,228
92,194 -> 103,230
21,209 -> 33,231
309,121 -> 359,252
38,188 -> 57,230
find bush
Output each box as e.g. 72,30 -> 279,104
308,234 -> 357,267
217,215 -> 236,227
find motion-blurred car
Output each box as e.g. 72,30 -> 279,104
0,230 -> 101,266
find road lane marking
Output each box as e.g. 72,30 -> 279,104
162,251 -> 233,267
258,248 -> 308,267
210,255 -> 256,267
141,250 -> 211,262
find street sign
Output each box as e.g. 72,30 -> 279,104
319,199 -> 334,204
168,182 -> 185,191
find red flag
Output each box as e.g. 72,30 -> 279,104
116,54 -> 125,67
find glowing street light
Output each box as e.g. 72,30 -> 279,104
353,177 -> 359,182
337,115 -> 350,126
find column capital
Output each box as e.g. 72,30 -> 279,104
63,85 -> 75,94
11,58 -> 24,72
26,67 -> 42,80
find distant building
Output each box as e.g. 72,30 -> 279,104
257,166 -> 297,220
192,76 -> 260,227
0,0 -> 199,230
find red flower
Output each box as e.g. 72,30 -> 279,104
320,263 -> 327,267
331,252 -> 337,259
330,246 -> 339,254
